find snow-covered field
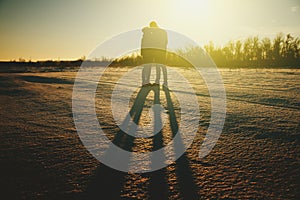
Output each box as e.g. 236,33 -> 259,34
0,67 -> 299,199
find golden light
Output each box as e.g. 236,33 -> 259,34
172,0 -> 212,18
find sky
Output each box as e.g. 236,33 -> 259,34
0,0 -> 299,61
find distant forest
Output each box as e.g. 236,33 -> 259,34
1,33 -> 299,71
115,33 -> 300,68
203,33 -> 300,68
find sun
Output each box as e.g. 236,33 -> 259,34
171,0 -> 212,19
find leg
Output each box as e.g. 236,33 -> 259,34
142,64 -> 146,84
162,65 -> 168,87
155,64 -> 161,84
142,63 -> 151,86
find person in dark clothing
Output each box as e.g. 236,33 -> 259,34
141,21 -> 168,87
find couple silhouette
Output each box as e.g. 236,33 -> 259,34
141,21 -> 168,88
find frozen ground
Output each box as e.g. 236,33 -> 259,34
0,67 -> 299,199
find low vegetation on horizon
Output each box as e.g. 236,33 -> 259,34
204,33 -> 300,68
1,33 -> 299,71
116,33 -> 300,68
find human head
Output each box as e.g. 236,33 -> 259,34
149,21 -> 158,28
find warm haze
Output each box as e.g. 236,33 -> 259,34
1,1 -> 300,199
0,0 -> 300,61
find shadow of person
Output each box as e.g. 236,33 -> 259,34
85,86 -> 153,199
85,85 -> 200,199
162,86 -> 200,199
117,85 -> 153,139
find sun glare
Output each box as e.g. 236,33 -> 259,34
173,0 -> 211,18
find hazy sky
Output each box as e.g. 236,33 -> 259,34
0,0 -> 299,61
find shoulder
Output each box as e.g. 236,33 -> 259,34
157,28 -> 167,37
156,27 -> 166,34
142,27 -> 151,33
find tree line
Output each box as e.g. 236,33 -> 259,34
204,33 -> 300,68
114,33 -> 300,68
5,33 -> 299,69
